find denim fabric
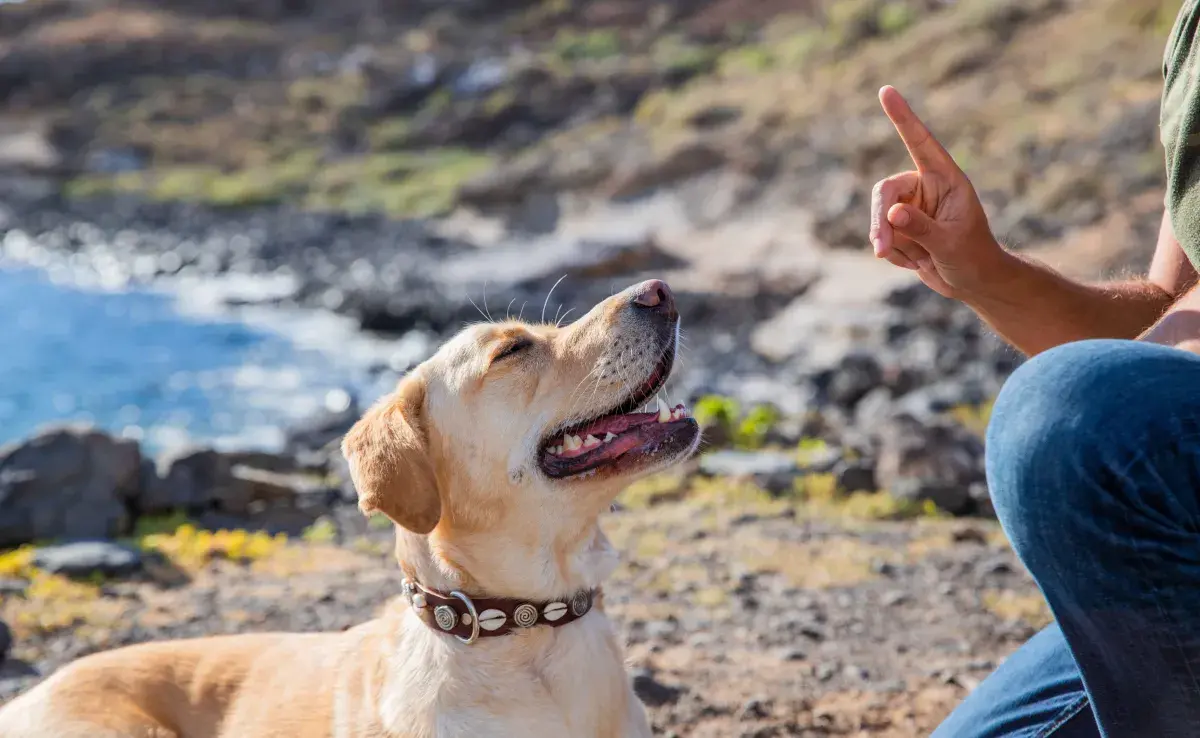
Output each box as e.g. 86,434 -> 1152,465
933,339 -> 1200,737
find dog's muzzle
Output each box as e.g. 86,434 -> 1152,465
402,578 -> 597,645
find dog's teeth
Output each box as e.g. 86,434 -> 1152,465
671,408 -> 683,421
564,434 -> 583,451
584,434 -> 601,448
657,397 -> 671,423
604,432 -> 617,443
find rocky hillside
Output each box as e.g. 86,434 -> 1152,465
0,0 -> 1177,250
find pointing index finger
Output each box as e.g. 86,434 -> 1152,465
879,86 -> 954,173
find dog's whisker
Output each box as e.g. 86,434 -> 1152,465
467,293 -> 490,324
542,275 -> 567,324
506,297 -> 517,321
556,308 -> 575,328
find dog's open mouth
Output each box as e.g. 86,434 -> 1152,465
539,341 -> 700,479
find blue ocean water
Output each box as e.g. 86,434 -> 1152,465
0,266 -> 397,453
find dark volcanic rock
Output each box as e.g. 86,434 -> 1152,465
142,447 -> 251,515
833,459 -> 877,494
141,447 -> 315,518
0,426 -> 141,547
875,415 -> 987,516
631,667 -> 683,707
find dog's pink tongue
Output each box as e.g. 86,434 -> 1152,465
579,411 -> 659,437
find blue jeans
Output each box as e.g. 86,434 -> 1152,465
933,339 -> 1200,738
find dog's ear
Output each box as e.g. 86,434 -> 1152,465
341,372 -> 440,534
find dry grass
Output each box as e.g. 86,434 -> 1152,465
0,571 -> 130,639
28,8 -> 274,47
982,589 -> 1052,628
737,536 -> 898,589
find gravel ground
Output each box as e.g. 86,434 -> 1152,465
0,487 -> 1044,737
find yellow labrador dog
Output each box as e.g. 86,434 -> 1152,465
0,279 -> 700,738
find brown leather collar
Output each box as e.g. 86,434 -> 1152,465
402,578 -> 597,644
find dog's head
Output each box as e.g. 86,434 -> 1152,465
342,279 -> 701,596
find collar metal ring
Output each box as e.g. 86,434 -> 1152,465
449,590 -> 481,645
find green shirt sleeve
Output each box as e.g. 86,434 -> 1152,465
1162,0 -> 1200,269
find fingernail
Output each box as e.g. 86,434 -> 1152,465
871,238 -> 883,256
890,208 -> 910,227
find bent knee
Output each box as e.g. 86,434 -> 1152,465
987,339 -> 1195,462
985,339 -> 1200,532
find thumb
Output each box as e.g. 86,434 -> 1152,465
887,203 -> 942,248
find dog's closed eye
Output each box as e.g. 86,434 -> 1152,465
491,337 -> 534,364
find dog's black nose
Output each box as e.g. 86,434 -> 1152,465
631,279 -> 677,321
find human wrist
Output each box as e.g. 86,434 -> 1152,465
955,240 -> 1028,312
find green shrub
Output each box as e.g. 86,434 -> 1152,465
736,404 -> 781,449
553,29 -> 622,62
302,517 -> 338,545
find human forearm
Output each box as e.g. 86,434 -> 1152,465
964,250 -> 1175,356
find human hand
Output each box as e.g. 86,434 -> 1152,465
1140,306 -> 1200,351
869,86 -> 1012,301
1178,339 -> 1200,356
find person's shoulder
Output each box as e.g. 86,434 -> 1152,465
1165,0 -> 1200,81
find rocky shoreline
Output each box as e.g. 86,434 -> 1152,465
0,169 -> 1018,533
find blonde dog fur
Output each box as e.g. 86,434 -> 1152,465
0,279 -> 699,738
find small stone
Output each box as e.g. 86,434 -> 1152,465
32,541 -> 143,579
631,668 -> 683,707
699,450 -> 800,494
739,698 -> 771,720
814,662 -> 838,682
843,663 -> 869,681
833,459 -> 877,494
644,619 -> 679,639
871,560 -> 898,577
779,648 -> 807,662
975,556 -> 1015,577
881,591 -> 910,607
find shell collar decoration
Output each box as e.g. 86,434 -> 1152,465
402,578 -> 597,644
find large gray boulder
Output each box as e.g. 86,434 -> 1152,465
0,426 -> 141,547
140,447 -> 306,516
140,447 -> 245,514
